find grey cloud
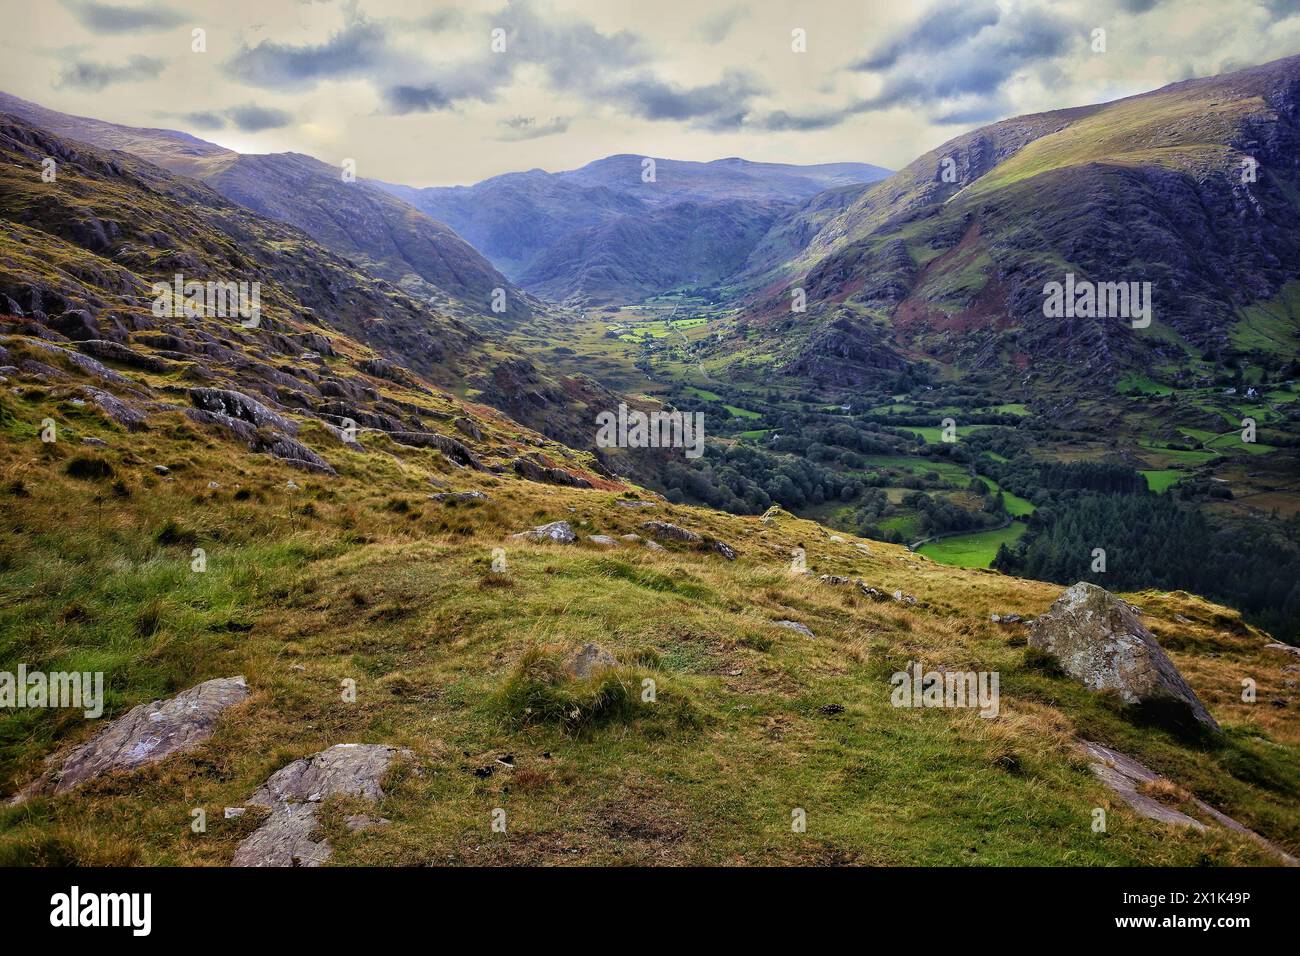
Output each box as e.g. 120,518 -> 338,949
225,104 -> 293,131
1259,0 -> 1300,19
226,20 -> 387,90
178,110 -> 227,129
933,98 -> 1013,125
164,103 -> 294,132
383,83 -> 454,114
852,1 -> 1001,71
59,0 -> 187,33
607,70 -> 765,128
57,54 -> 166,91
496,115 -> 570,141
858,7 -> 1075,110
757,104 -> 865,132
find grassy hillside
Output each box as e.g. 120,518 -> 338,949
1,365 -> 1297,864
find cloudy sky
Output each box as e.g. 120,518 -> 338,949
2,0 -> 1298,186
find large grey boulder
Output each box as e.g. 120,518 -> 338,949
17,676 -> 249,800
232,744 -> 408,867
1029,583 -> 1220,733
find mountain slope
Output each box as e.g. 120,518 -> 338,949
722,55 -> 1300,391
518,198 -> 786,304
0,112 -> 624,452
0,92 -> 528,323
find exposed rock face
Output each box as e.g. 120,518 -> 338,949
1029,583 -> 1220,733
639,521 -> 737,559
775,620 -> 813,637
232,744 -> 408,867
18,676 -> 249,800
511,520 -> 577,543
565,643 -> 618,678
641,521 -> 700,544
82,386 -> 148,431
390,431 -> 485,470
189,387 -> 296,434
1081,740 -> 1298,865
513,457 -> 592,488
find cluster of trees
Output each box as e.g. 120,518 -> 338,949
903,487 -> 1006,537
994,492 -> 1300,640
655,442 -> 863,514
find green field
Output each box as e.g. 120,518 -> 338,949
980,479 -> 1036,517
1117,373 -> 1174,396
1141,469 -> 1183,493
901,424 -> 992,443
918,522 -> 1028,568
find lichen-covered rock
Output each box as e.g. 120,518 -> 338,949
513,457 -> 592,487
232,743 -> 409,867
428,491 -> 488,503
79,386 -> 148,431
388,431 -> 485,470
1081,740 -> 1298,864
188,387 -> 296,434
640,521 -> 701,544
17,677 -> 249,801
511,520 -> 576,543
1029,583 -> 1220,733
710,538 -> 738,561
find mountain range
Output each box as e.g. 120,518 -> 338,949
379,155 -> 891,304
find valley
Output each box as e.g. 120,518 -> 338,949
0,42 -> 1298,874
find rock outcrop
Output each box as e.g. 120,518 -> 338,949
511,520 -> 577,543
1029,583 -> 1220,733
1082,740 -> 1297,865
232,743 -> 408,867
16,676 -> 249,801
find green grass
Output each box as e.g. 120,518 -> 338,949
1141,470 -> 1183,493
1231,280 -> 1300,356
900,424 -> 992,443
684,386 -> 723,402
918,522 -> 1027,568
963,473 -> 1035,517
1118,373 -> 1174,396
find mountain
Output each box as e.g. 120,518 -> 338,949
0,92 -> 528,323
518,198 -> 786,303
378,155 -> 891,301
718,55 -> 1300,392
0,112 -> 627,452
